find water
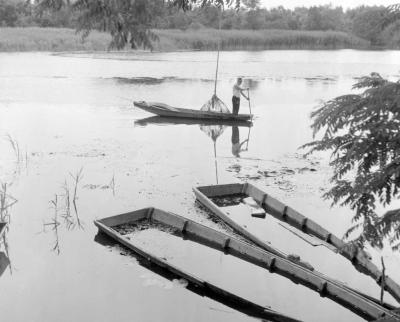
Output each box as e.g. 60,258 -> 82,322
0,50 -> 400,322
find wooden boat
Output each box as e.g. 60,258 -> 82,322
134,101 -> 252,121
94,208 -> 301,322
135,115 -> 253,127
94,208 -> 400,321
193,183 -> 400,305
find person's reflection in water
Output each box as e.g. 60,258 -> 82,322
231,126 -> 248,157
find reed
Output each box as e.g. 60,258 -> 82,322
0,183 -> 17,224
69,168 -> 84,229
153,29 -> 370,51
0,27 -> 110,52
0,27 -> 370,52
44,194 -> 61,254
5,134 -> 21,164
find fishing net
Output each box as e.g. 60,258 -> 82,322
199,124 -> 226,142
200,94 -> 230,113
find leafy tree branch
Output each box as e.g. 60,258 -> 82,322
303,73 -> 400,250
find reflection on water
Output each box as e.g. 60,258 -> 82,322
231,126 -> 250,158
135,116 -> 254,185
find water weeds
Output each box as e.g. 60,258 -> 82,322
4,133 -> 29,177
43,168 -> 85,254
0,183 -> 18,224
0,182 -> 17,273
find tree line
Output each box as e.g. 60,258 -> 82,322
0,0 -> 399,47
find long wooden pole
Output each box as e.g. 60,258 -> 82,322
247,88 -> 252,118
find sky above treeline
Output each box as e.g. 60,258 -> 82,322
260,0 -> 396,9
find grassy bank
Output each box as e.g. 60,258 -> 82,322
0,27 -> 111,52
154,29 -> 370,50
0,27 -> 370,52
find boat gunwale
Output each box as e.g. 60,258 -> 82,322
94,207 -> 399,321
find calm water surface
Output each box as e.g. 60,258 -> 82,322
0,50 -> 400,322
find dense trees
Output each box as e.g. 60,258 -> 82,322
0,0 -> 399,48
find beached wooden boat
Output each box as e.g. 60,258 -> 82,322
135,115 -> 253,127
94,208 -> 400,321
193,183 -> 400,305
134,101 -> 252,121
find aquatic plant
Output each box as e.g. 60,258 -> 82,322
5,134 -> 20,164
43,194 -> 61,254
303,73 -> 400,251
4,133 -> 29,176
70,168 -> 84,229
109,174 -> 116,196
0,183 -> 18,224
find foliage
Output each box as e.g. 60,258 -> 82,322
1,1 -> 400,49
303,74 -> 400,250
350,6 -> 387,45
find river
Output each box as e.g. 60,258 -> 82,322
0,50 -> 400,322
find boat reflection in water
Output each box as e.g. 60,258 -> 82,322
134,116 -> 252,184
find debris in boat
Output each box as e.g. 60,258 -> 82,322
210,193 -> 247,207
113,220 -> 178,236
242,197 -> 266,218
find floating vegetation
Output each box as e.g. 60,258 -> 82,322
83,174 -> 116,196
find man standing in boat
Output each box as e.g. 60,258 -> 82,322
232,77 -> 249,115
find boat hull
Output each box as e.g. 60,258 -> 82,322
193,183 -> 400,305
134,101 -> 252,121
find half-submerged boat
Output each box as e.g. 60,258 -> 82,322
134,101 -> 253,122
94,208 -> 400,321
193,183 -> 400,305
94,208 -> 301,322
